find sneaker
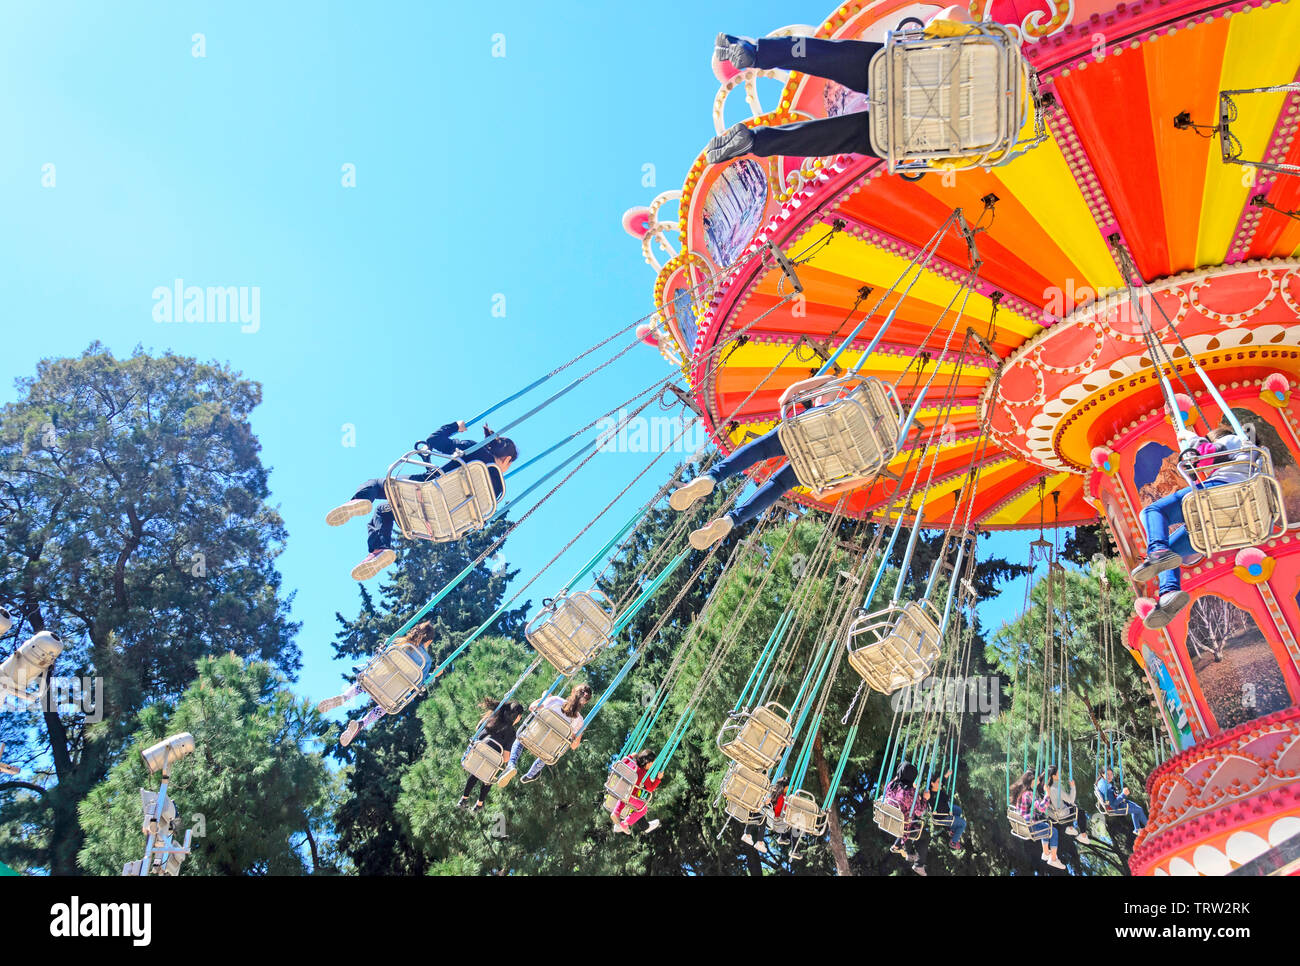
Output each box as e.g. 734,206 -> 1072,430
669,474 -> 716,512
1064,825 -> 1078,837
912,864 -> 927,876
1046,856 -> 1066,870
949,840 -> 965,854
1131,547 -> 1182,584
496,766 -> 517,788
1077,833 -> 1092,845
521,763 -> 544,784
1142,589 -> 1190,630
706,123 -> 755,165
325,498 -> 373,527
643,819 -> 661,834
315,694 -> 348,714
714,33 -> 757,70
350,548 -> 396,581
471,801 -> 484,813
1158,589 -> 1190,619
339,719 -> 362,747
456,796 -> 469,809
689,515 -> 734,550
612,822 -> 631,835
754,840 -> 768,855
740,832 -> 754,847
889,842 -> 907,856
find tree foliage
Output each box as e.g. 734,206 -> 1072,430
0,344 -> 300,873
78,654 -> 332,875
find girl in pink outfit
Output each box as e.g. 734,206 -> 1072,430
611,750 -> 662,834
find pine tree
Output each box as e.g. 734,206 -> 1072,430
77,654 -> 331,875
326,518 -> 527,874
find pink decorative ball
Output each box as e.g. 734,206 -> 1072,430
622,206 -> 653,239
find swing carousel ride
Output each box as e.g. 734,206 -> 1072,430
624,0 -> 1300,875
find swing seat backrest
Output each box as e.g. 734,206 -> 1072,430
0,632 -> 63,703
783,790 -> 827,837
384,452 -> 500,544
518,705 -> 575,765
1007,807 -> 1051,841
725,796 -> 762,826
867,24 -> 1031,172
720,761 -> 772,812
845,599 -> 943,695
461,737 -> 507,784
1044,801 -> 1076,826
604,758 -> 642,804
873,800 -> 923,840
357,643 -> 431,715
1179,447 -> 1286,555
778,376 -> 903,492
1094,785 -> 1128,818
525,590 -> 616,676
718,702 -> 794,771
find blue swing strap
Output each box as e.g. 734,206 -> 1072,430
637,510 -> 789,776
415,397 -> 708,684
581,538 -> 727,736
392,390 -> 673,653
621,517 -> 767,757
463,232 -> 789,434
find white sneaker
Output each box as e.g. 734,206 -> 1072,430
340,720 -> 362,747
740,832 -> 754,846
643,819 -> 661,834
351,548 -> 396,581
496,766 -> 517,788
754,840 -> 768,855
326,499 -> 373,526
670,475 -> 716,512
1046,856 -> 1066,870
689,515 -> 734,550
316,694 -> 348,714
612,822 -> 631,835
1065,826 -> 1078,837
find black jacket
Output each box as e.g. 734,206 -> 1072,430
423,422 -> 504,498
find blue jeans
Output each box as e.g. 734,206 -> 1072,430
710,428 -> 800,527
1031,819 -> 1058,848
1141,478 -> 1230,594
1122,801 -> 1147,832
948,804 -> 967,845
748,37 -> 881,159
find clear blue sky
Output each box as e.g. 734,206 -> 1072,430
0,0 -> 1035,703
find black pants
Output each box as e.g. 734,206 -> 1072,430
462,774 -> 490,804
749,36 -> 882,160
912,834 -> 929,868
352,478 -> 394,553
